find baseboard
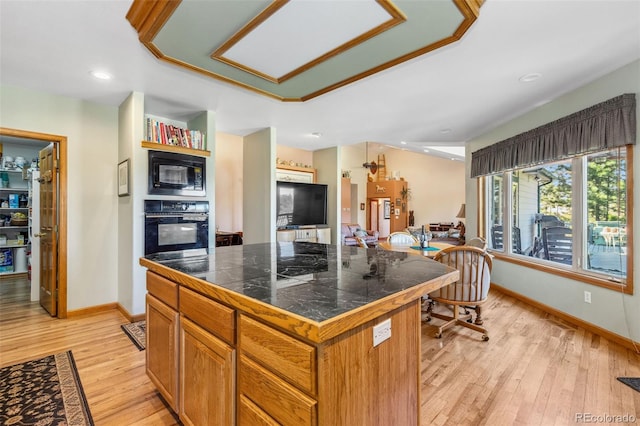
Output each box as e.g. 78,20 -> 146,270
116,304 -> 145,322
67,302 -> 145,323
67,302 -> 119,318
491,284 -> 640,353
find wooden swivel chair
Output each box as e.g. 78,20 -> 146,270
425,246 -> 493,341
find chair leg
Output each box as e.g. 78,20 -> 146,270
421,297 -> 434,322
474,305 -> 483,325
429,303 -> 489,341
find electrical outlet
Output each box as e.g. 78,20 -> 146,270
373,318 -> 392,347
584,291 -> 592,304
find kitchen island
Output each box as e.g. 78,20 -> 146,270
140,242 -> 458,426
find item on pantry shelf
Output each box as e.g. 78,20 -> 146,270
8,194 -> 18,208
10,212 -> 28,226
2,156 -> 14,170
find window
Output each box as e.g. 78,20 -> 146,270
473,94 -> 635,293
484,146 -> 631,291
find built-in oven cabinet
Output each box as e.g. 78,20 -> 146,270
144,200 -> 209,255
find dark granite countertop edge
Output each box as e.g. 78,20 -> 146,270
140,256 -> 459,344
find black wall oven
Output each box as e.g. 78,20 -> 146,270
144,200 -> 209,255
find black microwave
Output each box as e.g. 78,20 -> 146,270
148,150 -> 206,196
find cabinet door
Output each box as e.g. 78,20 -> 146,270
146,294 -> 179,412
276,230 -> 296,242
180,316 -> 235,426
316,228 -> 331,244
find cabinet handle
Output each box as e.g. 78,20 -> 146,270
34,232 -> 46,237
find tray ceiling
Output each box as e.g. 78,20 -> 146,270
127,0 -> 482,101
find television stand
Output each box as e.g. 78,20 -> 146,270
276,226 -> 331,244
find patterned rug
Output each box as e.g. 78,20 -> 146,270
0,350 -> 94,425
121,320 -> 146,351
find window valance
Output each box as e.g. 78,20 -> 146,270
470,93 -> 636,178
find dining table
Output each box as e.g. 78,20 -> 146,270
377,241 -> 454,258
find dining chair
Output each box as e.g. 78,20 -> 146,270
386,232 -> 419,245
425,246 -> 493,341
465,237 -> 487,251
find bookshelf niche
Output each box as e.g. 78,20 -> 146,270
141,116 -> 210,157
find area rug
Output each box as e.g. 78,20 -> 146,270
121,320 -> 146,351
617,377 -> 640,393
0,350 -> 94,425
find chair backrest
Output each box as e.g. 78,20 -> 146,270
490,225 -> 522,253
542,226 -> 572,264
431,246 -> 492,303
387,232 -> 419,245
355,236 -> 368,248
466,237 -> 487,251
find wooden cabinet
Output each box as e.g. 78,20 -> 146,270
146,293 -> 179,412
239,355 -> 316,426
142,257 -> 442,426
180,317 -> 235,426
367,180 -> 409,233
179,286 -> 236,426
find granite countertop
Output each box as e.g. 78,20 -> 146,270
142,242 -> 457,325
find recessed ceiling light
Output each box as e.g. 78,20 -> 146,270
423,149 -> 430,153
400,141 -> 407,145
440,128 -> 452,134
90,70 -> 112,80
519,73 -> 542,83
310,132 -> 322,138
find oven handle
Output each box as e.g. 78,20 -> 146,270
145,214 -> 209,219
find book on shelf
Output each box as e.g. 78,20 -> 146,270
145,117 -> 206,150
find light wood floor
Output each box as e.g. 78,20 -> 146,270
1,275 -> 638,425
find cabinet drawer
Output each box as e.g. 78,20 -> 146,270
179,286 -> 235,345
239,355 -> 316,426
147,271 -> 178,310
239,314 -> 316,394
238,394 -> 279,426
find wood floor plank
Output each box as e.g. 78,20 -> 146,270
2,276 -> 639,425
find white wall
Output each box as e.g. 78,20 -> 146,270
215,132 -> 244,233
243,128 -> 276,244
313,147 -> 340,243
466,60 -> 640,341
1,85 -> 119,311
381,148 -> 465,227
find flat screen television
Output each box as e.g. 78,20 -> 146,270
276,181 -> 328,227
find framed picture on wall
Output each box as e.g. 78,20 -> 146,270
118,159 -> 130,196
384,200 -> 390,219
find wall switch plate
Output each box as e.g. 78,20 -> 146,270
373,318 -> 392,347
584,291 -> 592,304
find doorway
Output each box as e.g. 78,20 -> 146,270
0,127 -> 67,318
369,198 -> 391,239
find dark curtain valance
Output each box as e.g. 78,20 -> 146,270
471,93 -> 636,178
